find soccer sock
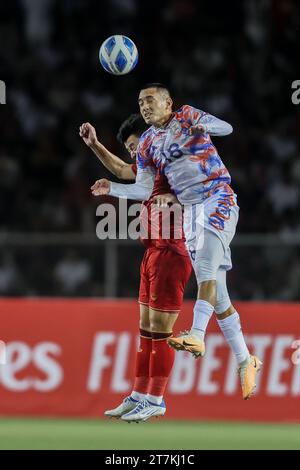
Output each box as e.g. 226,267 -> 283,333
217,311 -> 250,364
148,332 -> 175,405
131,329 -> 152,400
191,299 -> 214,340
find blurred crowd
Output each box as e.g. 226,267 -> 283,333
0,0 -> 299,299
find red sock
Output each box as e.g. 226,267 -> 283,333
132,329 -> 152,395
149,332 -> 175,398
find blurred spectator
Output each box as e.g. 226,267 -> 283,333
0,253 -> 24,295
53,250 -> 92,295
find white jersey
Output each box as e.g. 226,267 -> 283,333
137,104 -> 234,206
109,105 -> 238,260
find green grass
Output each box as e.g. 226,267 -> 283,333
0,418 -> 299,450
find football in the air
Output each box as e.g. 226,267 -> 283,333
99,35 -> 138,75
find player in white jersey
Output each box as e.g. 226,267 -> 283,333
107,84 -> 262,400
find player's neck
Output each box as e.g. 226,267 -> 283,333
154,111 -> 173,128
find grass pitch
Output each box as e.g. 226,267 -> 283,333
0,418 -> 299,450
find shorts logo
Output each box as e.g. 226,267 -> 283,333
150,293 -> 158,301
188,246 -> 196,261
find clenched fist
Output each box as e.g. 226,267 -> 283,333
188,124 -> 207,136
91,178 -> 111,196
79,122 -> 98,147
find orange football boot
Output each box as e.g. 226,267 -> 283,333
238,355 -> 263,400
167,331 -> 205,358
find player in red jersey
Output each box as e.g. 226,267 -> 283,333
79,115 -> 192,422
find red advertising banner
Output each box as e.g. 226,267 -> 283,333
0,299 -> 299,422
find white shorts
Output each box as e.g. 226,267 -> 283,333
183,190 -> 239,282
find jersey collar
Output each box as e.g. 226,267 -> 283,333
151,112 -> 175,134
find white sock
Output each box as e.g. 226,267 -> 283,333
191,299 -> 214,340
131,391 -> 147,401
217,311 -> 250,364
147,393 -> 163,405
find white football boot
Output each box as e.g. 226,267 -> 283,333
121,399 -> 166,423
104,396 -> 139,418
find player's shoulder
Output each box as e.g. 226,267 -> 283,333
137,127 -> 154,156
175,104 -> 202,120
139,126 -> 154,142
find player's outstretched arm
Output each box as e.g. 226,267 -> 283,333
79,122 -> 135,180
90,162 -> 155,202
189,113 -> 233,137
90,163 -> 155,201
108,166 -> 155,201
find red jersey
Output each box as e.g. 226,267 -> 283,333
131,164 -> 188,256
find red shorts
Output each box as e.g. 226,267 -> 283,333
138,247 -> 192,312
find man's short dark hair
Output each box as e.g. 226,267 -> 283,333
139,83 -> 171,96
117,114 -> 148,144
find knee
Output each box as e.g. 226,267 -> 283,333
139,318 -> 150,331
215,304 -> 235,319
215,284 -> 231,314
215,298 -> 232,315
150,315 -> 171,333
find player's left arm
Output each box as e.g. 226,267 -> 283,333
188,108 -> 233,136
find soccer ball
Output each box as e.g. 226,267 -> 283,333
99,35 -> 138,75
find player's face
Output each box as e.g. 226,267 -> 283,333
124,134 -> 139,159
138,88 -> 173,127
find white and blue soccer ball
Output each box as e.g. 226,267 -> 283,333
99,35 -> 138,75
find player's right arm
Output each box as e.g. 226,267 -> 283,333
79,122 -> 135,180
184,106 -> 233,136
